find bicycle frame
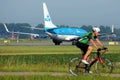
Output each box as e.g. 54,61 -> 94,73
89,51 -> 105,68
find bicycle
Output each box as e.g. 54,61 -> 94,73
69,48 -> 113,76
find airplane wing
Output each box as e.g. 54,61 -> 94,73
99,25 -> 115,36
99,33 -> 114,36
3,24 -> 39,37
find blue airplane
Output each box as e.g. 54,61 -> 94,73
43,2 -> 88,45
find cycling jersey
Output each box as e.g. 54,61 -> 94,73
78,32 -> 95,44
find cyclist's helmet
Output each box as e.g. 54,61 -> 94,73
92,27 -> 100,32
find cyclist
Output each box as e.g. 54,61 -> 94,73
76,27 -> 106,64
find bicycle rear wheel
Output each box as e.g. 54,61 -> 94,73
95,58 -> 113,74
69,57 -> 85,75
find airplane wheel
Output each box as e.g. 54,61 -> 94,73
72,40 -> 77,45
53,39 -> 62,45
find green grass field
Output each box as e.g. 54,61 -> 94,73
0,45 -> 120,80
0,75 -> 120,80
0,45 -> 119,55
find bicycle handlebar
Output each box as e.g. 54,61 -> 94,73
97,47 -> 108,51
97,47 -> 108,54
102,47 -> 108,50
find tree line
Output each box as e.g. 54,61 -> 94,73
0,23 -> 120,40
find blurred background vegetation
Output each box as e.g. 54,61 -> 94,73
0,23 -> 120,41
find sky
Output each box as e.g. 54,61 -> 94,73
0,0 -> 120,28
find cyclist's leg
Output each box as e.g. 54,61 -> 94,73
76,43 -> 93,72
81,49 -> 90,73
76,42 -> 91,64
82,46 -> 93,64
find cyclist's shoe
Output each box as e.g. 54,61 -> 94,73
82,60 -> 89,64
89,71 -> 93,74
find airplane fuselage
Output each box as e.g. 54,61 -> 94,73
45,27 -> 87,41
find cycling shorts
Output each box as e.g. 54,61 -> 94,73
76,42 -> 89,55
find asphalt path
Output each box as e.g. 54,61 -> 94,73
0,72 -> 120,77
0,40 -> 118,46
0,42 -> 72,46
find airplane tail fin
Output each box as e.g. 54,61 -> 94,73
43,2 -> 57,31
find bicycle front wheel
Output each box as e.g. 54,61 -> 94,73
69,57 -> 85,76
95,58 -> 113,74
